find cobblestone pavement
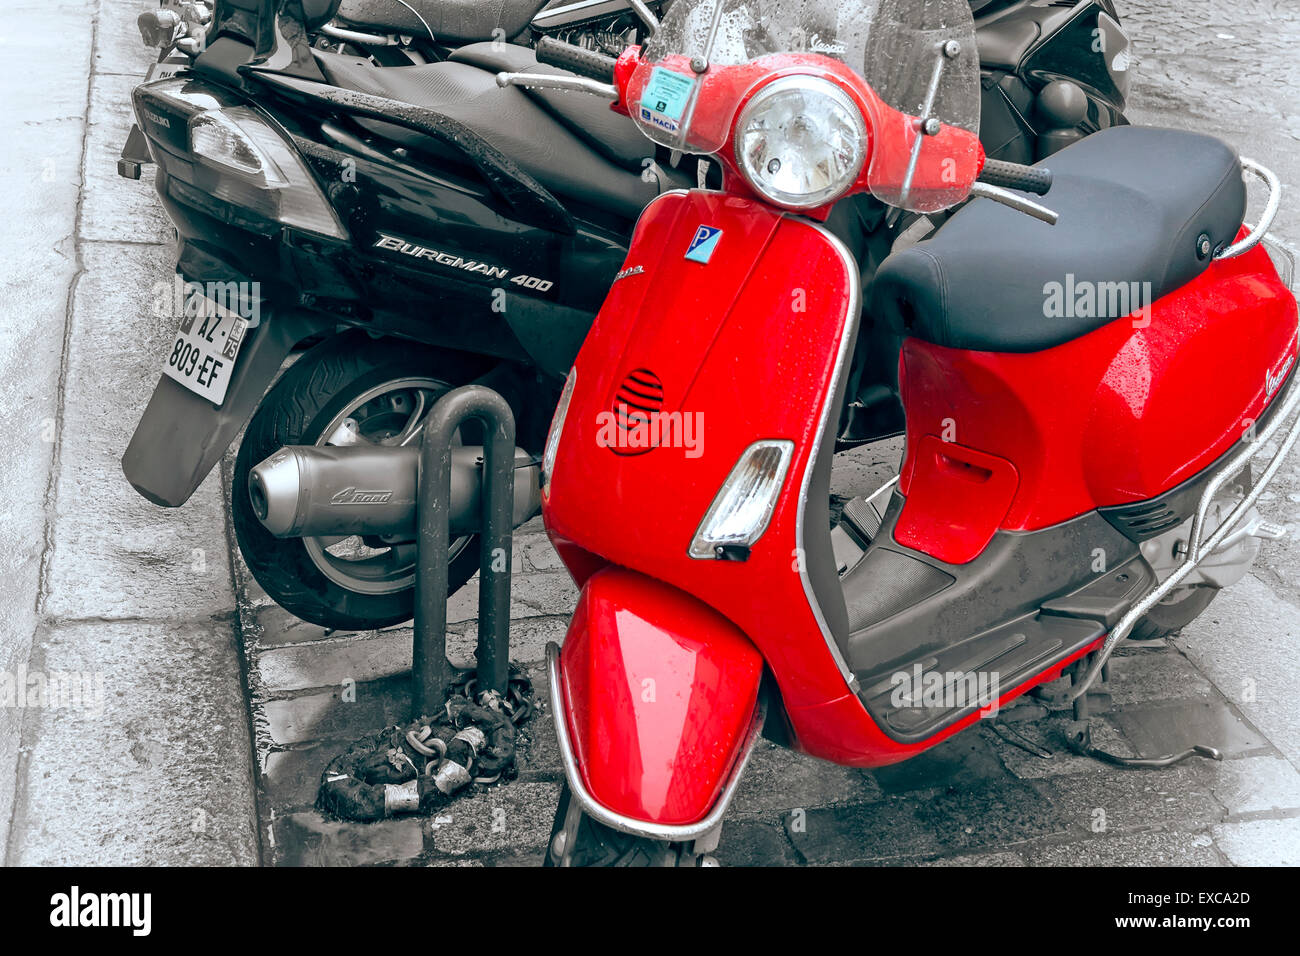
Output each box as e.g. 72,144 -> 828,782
5,0 -> 1300,866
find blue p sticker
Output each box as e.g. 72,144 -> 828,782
685,225 -> 722,264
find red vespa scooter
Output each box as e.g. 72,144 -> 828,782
497,0 -> 1300,866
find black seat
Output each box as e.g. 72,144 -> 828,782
314,46 -> 668,220
335,0 -> 548,43
870,126 -> 1246,353
447,42 -> 652,171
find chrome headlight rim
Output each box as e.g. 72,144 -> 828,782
733,74 -> 868,212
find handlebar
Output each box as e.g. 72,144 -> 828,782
977,158 -> 1052,196
534,36 -> 618,84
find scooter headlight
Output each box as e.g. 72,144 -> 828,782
689,440 -> 794,559
542,367 -> 577,495
734,76 -> 867,211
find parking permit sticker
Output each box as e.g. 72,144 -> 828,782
639,66 -> 695,135
685,225 -> 723,264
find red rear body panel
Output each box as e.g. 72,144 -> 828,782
895,243 -> 1298,563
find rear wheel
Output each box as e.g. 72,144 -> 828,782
231,331 -> 491,631
543,785 -> 709,867
1128,585 -> 1219,642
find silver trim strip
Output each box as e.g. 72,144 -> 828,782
793,220 -> 864,692
546,641 -> 765,842
1070,353 -> 1300,699
1217,158 -> 1281,260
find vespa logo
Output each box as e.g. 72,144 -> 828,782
1266,350 -> 1296,397
331,487 -> 394,506
808,34 -> 847,55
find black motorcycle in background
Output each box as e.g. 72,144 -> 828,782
120,0 -> 1130,631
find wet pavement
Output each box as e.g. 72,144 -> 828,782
2,0 -> 257,865
4,0 -> 1300,866
238,0 -> 1300,867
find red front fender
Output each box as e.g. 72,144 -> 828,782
551,568 -> 764,829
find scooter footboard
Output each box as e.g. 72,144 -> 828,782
547,568 -> 764,839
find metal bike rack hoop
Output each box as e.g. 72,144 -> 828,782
412,385 -> 517,718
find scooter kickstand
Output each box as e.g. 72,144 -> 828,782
1065,721 -> 1223,769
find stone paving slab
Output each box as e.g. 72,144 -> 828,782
1209,755 -> 1300,816
1107,646 -> 1216,705
93,0 -> 155,79
1022,829 -> 1224,867
783,798 -> 947,864
730,742 -> 883,815
1214,818 -> 1300,866
276,813 -> 426,867
6,619 -> 258,865
82,70 -> 175,245
1111,699 -> 1270,760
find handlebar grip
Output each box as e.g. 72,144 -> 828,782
978,158 -> 1053,195
534,36 -> 618,84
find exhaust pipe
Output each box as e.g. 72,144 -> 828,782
249,444 -> 540,538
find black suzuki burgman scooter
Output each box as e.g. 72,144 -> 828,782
120,0 -> 1131,631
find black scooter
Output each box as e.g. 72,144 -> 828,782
135,1 -> 667,72
119,0 -> 1130,631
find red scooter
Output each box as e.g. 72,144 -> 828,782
498,0 -> 1300,865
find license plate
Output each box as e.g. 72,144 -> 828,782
145,56 -> 189,83
160,296 -> 249,406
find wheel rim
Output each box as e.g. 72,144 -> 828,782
301,376 -> 473,597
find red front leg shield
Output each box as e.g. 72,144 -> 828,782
551,568 -> 764,829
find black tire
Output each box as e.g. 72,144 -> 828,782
1128,585 -> 1219,642
543,784 -> 699,867
231,331 -> 491,631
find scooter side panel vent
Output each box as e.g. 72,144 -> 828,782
1102,499 -> 1183,540
609,368 -> 665,457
